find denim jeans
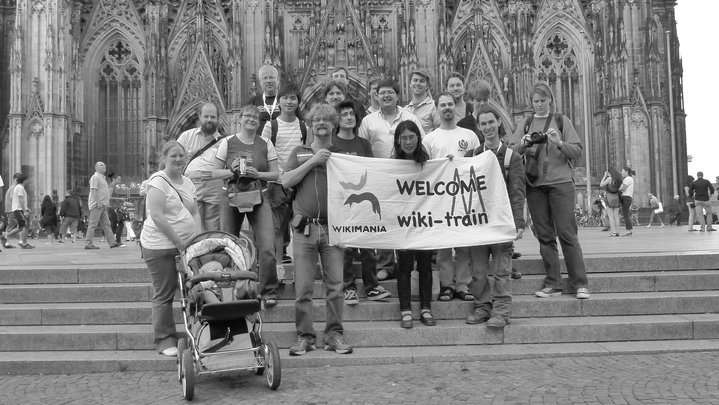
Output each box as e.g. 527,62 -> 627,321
469,242 -> 512,318
694,200 -> 715,229
621,195 -> 633,231
343,248 -> 379,293
526,181 -> 588,291
271,203 -> 292,264
220,199 -> 278,299
293,223 -> 344,339
85,206 -> 115,246
375,249 -> 396,276
143,247 -> 180,352
437,247 -> 471,293
396,250 -> 433,312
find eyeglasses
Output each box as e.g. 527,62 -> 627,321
242,114 -> 259,119
378,90 -> 396,96
399,135 -> 417,142
311,117 -> 329,123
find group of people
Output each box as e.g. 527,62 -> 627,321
137,63 -> 592,358
597,169 -> 717,233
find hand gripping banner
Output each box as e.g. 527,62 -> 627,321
327,152 -> 516,250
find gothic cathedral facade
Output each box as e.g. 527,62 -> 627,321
0,0 -> 686,209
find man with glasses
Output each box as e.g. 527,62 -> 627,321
249,64 -> 282,135
282,103 -> 353,356
177,102 -> 224,231
358,79 -> 424,280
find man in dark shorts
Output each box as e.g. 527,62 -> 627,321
9,173 -> 34,249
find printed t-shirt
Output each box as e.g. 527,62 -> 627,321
140,173 -> 197,250
422,127 -> 480,159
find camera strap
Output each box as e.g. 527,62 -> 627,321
539,116 -> 553,180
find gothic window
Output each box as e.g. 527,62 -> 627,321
97,39 -> 143,182
537,33 -> 582,122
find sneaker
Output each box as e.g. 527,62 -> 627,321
576,288 -> 590,299
708,228 -> 717,232
110,243 -> 126,248
289,336 -> 316,356
486,316 -> 509,329
160,346 -> 178,357
466,310 -> 490,325
344,289 -> 359,305
324,334 -> 353,354
366,286 -> 391,301
20,243 -> 35,249
85,244 -> 100,250
56,239 -> 64,243
535,287 -> 562,298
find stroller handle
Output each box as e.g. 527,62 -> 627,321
186,270 -> 258,288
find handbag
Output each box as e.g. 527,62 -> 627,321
606,192 -> 620,208
227,179 -> 262,212
264,181 -> 292,208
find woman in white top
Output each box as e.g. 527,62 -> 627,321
141,140 -> 200,356
618,166 -> 635,236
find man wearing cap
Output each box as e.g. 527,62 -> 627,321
404,68 -> 440,134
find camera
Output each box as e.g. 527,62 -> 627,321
526,131 -> 548,147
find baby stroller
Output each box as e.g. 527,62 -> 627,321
176,231 -> 281,400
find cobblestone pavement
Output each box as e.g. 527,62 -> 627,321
3,352 -> 718,404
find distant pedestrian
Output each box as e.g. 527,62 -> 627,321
689,171 -> 716,232
646,193 -> 665,227
685,175 -> 697,231
10,173 -> 34,249
85,162 -> 121,249
40,195 -> 58,244
619,167 -> 635,236
667,195 -> 682,226
600,167 -> 622,236
58,190 -> 82,243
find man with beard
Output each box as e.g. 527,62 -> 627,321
177,102 -> 224,231
282,103 -> 353,356
358,78 -> 424,280
249,64 -> 282,135
422,92 -> 480,302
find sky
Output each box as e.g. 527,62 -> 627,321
675,2 -> 719,180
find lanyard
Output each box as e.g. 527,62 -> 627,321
263,93 -> 278,117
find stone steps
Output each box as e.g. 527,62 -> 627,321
3,291 -> 719,326
3,339 -> 719,375
1,314 -> 718,353
3,269 -> 719,304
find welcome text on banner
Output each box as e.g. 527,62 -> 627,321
327,152 -> 517,250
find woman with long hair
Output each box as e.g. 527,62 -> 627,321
510,81 -> 589,300
600,167 -> 622,236
141,140 -> 200,356
40,195 -> 58,244
646,193 -> 665,227
685,175 -> 697,231
392,120 -> 434,328
619,166 -> 636,235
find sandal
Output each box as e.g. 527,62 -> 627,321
438,287 -> 455,301
456,291 -> 475,301
420,311 -> 436,326
400,313 -> 413,329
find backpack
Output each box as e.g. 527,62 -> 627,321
270,118 -> 308,146
606,179 -> 620,194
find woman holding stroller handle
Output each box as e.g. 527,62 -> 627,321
392,120 -> 436,328
141,140 -> 200,356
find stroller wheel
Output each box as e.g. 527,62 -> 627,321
264,340 -> 281,390
177,338 -> 187,383
182,348 -> 195,401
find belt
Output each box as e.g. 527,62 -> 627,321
306,217 -> 327,225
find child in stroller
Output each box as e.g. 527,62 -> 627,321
176,231 -> 280,401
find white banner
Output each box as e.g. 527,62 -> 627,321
327,152 -> 516,250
